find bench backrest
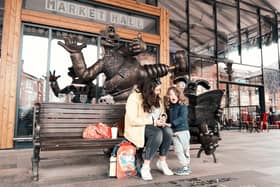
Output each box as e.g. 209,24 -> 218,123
35,103 -> 125,139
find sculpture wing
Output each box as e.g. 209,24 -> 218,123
188,89 -> 224,128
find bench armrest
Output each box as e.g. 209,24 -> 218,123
33,104 -> 41,146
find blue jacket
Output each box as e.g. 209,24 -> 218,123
167,103 -> 189,132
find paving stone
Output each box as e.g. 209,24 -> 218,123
0,130 -> 280,186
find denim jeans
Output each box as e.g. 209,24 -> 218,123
143,125 -> 173,160
172,130 -> 190,166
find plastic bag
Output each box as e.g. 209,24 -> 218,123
82,122 -> 112,139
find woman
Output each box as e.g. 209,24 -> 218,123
124,79 -> 173,180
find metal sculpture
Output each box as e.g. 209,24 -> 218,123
49,67 -> 102,103
56,25 -> 187,102
174,76 -> 223,162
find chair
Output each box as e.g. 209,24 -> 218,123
240,111 -> 254,132
261,112 -> 269,132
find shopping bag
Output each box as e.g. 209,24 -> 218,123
82,122 -> 112,139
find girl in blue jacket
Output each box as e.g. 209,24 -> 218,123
166,86 -> 191,175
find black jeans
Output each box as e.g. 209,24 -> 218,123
143,125 -> 173,160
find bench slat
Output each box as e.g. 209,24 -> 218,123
41,128 -> 86,133
41,137 -> 122,143
39,119 -> 121,124
40,138 -> 122,151
40,103 -> 125,109
40,108 -> 124,114
38,123 -> 118,128
39,113 -> 123,118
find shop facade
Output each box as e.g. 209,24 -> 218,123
0,0 -> 280,149
0,0 -> 170,149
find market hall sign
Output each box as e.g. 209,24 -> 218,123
24,0 -> 158,34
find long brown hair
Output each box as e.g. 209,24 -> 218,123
137,79 -> 161,113
166,86 -> 188,109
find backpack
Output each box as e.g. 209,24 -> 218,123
108,140 -> 137,179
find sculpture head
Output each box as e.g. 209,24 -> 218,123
100,25 -> 120,48
173,76 -> 188,89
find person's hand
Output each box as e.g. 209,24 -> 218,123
165,123 -> 172,127
155,119 -> 165,127
58,36 -> 87,53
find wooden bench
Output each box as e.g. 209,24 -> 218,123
31,102 -> 125,181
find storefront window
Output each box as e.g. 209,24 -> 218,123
189,0 -> 214,56
263,69 -> 280,112
218,62 -> 262,85
261,11 -> 278,69
190,56 -> 217,91
16,25 -> 49,137
217,4 -> 239,63
49,31 -> 100,103
220,82 -> 260,127
240,10 -> 262,67
15,25 -> 101,140
15,24 -> 159,142
263,43 -> 278,69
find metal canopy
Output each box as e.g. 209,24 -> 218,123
159,0 -> 280,53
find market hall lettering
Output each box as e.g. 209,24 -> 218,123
45,0 -> 144,29
45,0 -> 106,21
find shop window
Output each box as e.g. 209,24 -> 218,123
240,10 -> 262,67
16,26 -> 49,137
217,3 -> 239,63
16,24 -> 159,140
189,0 -> 214,56
220,82 -> 261,127
189,56 -> 217,91
261,11 -> 278,69
263,43 -> 278,69
49,30 -> 100,103
263,69 -> 280,111
218,62 -> 262,85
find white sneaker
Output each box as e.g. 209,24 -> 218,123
156,160 -> 174,176
141,166 -> 153,180
174,166 -> 191,176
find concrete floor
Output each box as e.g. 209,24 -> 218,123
0,130 -> 280,187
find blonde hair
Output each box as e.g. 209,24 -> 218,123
166,86 -> 189,108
